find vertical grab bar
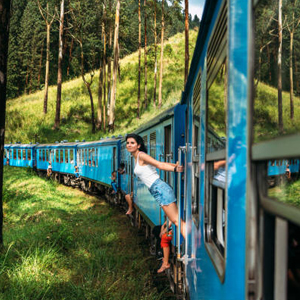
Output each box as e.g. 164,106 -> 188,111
177,146 -> 184,259
159,153 -> 164,225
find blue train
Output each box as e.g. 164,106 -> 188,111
3,0 -> 300,299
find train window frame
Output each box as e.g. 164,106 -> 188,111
204,0 -> 228,282
28,150 -> 31,161
150,132 -> 156,159
192,69 -> 201,227
22,149 -> 26,160
18,149 -> 21,160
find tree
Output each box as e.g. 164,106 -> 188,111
158,0 -> 164,108
285,0 -> 300,120
144,0 -> 148,109
184,0 -> 189,86
0,0 -> 11,246
54,0 -> 65,129
109,0 -> 120,132
37,0 -> 56,114
137,0 -> 141,118
153,0 -> 157,107
278,0 -> 283,132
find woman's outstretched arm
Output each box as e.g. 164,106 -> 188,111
138,152 -> 183,172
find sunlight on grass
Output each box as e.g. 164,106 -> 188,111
1,167 -> 166,299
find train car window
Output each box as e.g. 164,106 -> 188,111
13,149 -> 16,160
88,149 -> 92,167
28,150 -> 31,161
46,150 -> 49,162
254,0 -> 300,141
150,132 -> 156,159
60,150 -> 63,163
84,149 -> 87,166
92,149 -> 95,167
192,70 -> 201,225
4,150 -> 6,159
55,150 -> 58,163
113,147 -> 116,171
204,0 -> 227,280
23,149 -> 26,160
142,135 -> 148,150
70,150 -> 74,164
18,150 -> 21,160
95,148 -> 98,167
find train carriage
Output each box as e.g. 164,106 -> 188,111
180,0 -> 300,299
4,143 -> 36,168
77,137 -> 121,193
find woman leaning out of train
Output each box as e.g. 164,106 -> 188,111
126,133 -> 186,239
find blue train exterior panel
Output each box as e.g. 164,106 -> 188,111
36,143 -> 78,175
181,0 -> 249,299
77,138 -> 121,187
5,144 -> 36,168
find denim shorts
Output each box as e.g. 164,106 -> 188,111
148,178 -> 176,207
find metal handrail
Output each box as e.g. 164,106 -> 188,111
177,146 -> 185,259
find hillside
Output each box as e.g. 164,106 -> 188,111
5,29 -> 198,144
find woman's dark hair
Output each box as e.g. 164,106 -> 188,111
126,133 -> 147,153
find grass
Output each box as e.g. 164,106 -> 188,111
0,166 -> 172,300
5,30 -> 199,144
268,179 -> 300,207
254,82 -> 300,142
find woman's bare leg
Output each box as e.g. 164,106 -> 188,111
125,194 -> 133,215
162,202 -> 186,239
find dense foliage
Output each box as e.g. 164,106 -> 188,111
7,0 -> 200,99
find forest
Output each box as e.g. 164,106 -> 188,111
6,0 -> 199,134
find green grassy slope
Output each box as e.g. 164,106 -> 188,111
5,30 -> 198,144
1,166 -> 171,299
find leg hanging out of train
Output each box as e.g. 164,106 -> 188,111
162,202 -> 186,239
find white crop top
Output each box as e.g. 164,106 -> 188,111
134,152 -> 160,188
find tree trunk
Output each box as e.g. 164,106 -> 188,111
184,0 -> 189,86
54,0 -> 65,129
137,0 -> 141,119
158,0 -> 164,108
0,0 -> 11,246
107,0 -> 113,117
144,0 -> 148,109
97,59 -> 103,130
37,1 -> 55,114
278,0 -> 283,132
289,31 -> 294,120
109,0 -> 120,132
44,23 -> 51,113
153,0 -> 157,108
103,19 -> 107,133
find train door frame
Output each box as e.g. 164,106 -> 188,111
164,124 -> 172,186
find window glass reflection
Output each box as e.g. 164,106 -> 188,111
207,60 -> 227,153
254,0 -> 300,142
268,158 -> 300,208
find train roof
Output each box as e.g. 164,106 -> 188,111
77,137 -> 122,148
5,143 -> 37,148
181,0 -> 218,105
35,141 -> 81,148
